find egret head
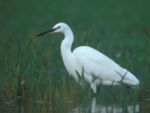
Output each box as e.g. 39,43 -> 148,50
37,22 -> 69,37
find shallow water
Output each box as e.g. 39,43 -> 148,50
0,79 -> 149,113
72,98 -> 139,113
1,88 -> 149,113
0,98 -> 139,113
0,99 -> 141,113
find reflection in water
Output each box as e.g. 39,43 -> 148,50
72,98 -> 139,113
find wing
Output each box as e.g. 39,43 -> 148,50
74,46 -> 118,68
73,46 -> 139,85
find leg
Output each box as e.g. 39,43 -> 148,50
91,83 -> 97,96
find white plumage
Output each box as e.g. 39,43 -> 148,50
38,22 -> 140,94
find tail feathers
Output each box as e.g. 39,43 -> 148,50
122,70 -> 140,86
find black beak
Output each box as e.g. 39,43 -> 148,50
37,28 -> 56,37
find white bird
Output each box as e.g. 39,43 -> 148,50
37,22 -> 140,94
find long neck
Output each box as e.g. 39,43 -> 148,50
61,28 -> 74,56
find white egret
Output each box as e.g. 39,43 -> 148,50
37,22 -> 140,94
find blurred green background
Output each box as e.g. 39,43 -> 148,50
0,0 -> 150,113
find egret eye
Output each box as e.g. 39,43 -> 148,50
57,26 -> 61,29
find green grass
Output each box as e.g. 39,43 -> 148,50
0,0 -> 150,113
